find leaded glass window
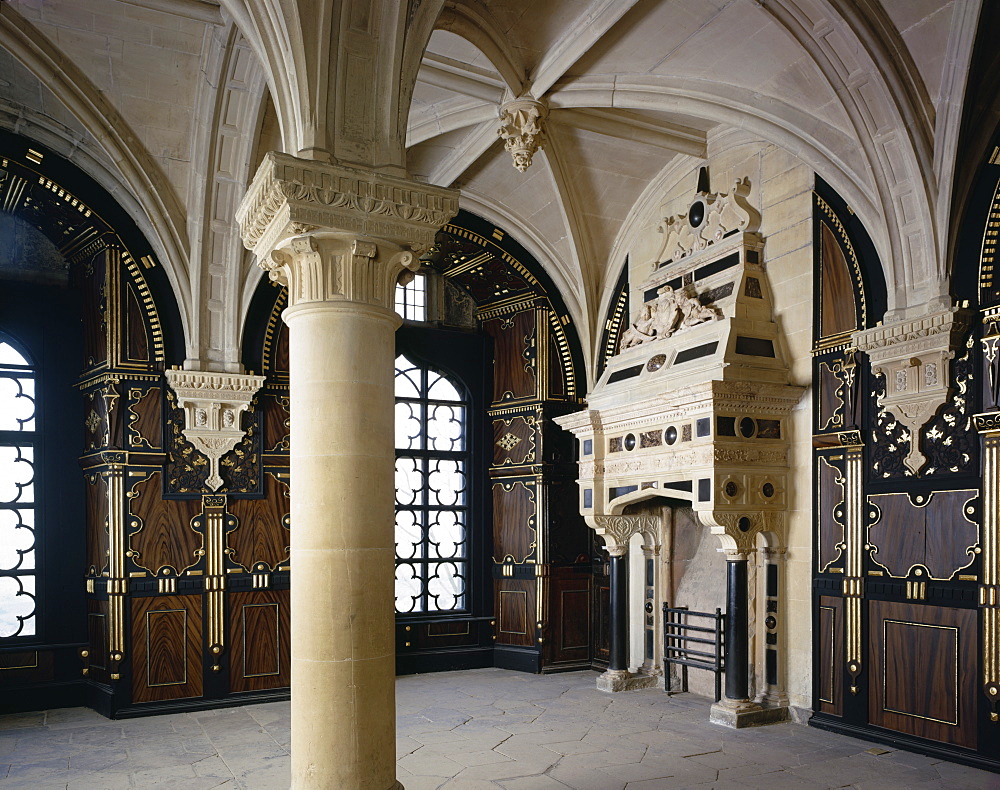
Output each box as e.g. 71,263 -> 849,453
394,354 -> 468,613
395,273 -> 426,322
0,336 -> 37,638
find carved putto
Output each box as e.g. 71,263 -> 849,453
498,97 -> 547,172
620,286 -> 721,350
654,178 -> 760,265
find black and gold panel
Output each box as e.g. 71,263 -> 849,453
817,596 -> 843,716
816,454 -> 845,573
868,600 -> 977,749
496,581 -> 534,648
131,594 -> 203,704
226,473 -> 290,572
482,311 -> 537,403
492,480 -> 536,564
492,414 -> 537,468
127,473 -> 203,577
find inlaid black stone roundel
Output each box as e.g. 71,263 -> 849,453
724,481 -> 738,497
765,616 -> 777,630
664,426 -> 678,445
688,200 -> 705,228
739,417 -> 756,438
737,516 -> 752,532
762,482 -> 775,498
624,433 -> 636,451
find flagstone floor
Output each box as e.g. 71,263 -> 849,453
0,668 -> 997,789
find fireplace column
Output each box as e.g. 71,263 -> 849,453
724,551 -> 750,701
608,550 -> 629,674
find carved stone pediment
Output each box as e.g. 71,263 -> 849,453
854,305 -> 970,473
654,179 -> 760,265
164,369 -> 265,491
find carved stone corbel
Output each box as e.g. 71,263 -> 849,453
587,514 -> 659,555
854,305 -> 970,473
164,369 -> 266,491
498,97 -> 547,172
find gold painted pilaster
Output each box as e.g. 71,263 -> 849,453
105,247 -> 123,369
840,433 -> 864,694
975,418 -> 1000,720
204,494 -> 227,670
104,452 -> 127,680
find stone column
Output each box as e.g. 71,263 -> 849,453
237,154 -> 457,790
608,550 -> 629,674
724,553 -> 750,702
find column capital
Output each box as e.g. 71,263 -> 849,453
236,152 -> 459,262
587,514 -> 659,555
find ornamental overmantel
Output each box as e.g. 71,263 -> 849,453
853,304 -> 970,473
235,152 -> 459,261
164,369 -> 265,491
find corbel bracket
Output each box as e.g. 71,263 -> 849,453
164,369 -> 266,491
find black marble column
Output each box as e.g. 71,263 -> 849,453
725,556 -> 749,701
608,553 -> 628,672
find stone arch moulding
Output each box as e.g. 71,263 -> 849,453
0,4 -> 193,344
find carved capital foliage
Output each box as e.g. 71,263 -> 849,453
498,97 -> 547,172
854,305 -> 970,473
265,233 -> 419,311
164,369 -> 265,492
236,152 -> 458,260
697,510 -> 783,554
588,514 -> 659,556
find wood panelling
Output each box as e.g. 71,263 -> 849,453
131,594 -> 203,703
496,581 -> 534,647
548,332 -> 565,398
86,599 -> 108,683
128,473 -> 202,574
86,474 -> 109,574
483,311 -> 536,402
817,456 -> 845,572
79,254 -> 107,368
492,416 -> 536,467
272,321 -> 289,374
868,600 -> 976,748
869,491 -> 979,579
227,473 -> 290,571
817,596 -> 842,716
492,480 -> 535,563
820,223 -> 857,338
549,570 -> 589,664
262,394 -> 290,452
229,590 -> 290,693
125,284 -> 149,363
128,386 -> 161,449
817,361 -> 843,431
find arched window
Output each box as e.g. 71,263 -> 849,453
394,354 -> 468,613
0,335 -> 38,638
395,273 -> 427,321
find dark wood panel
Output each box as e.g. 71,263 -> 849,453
229,590 -> 290,692
262,394 -> 290,452
131,594 -> 203,703
818,595 -> 842,716
923,491 -> 979,580
869,493 -> 925,577
128,386 -> 161,450
125,283 -> 149,363
129,473 -> 203,574
86,473 -> 109,575
868,600 -> 976,748
483,311 -> 536,403
817,361 -> 843,431
79,253 -> 107,369
492,480 -> 536,563
549,571 -> 590,664
496,581 -> 534,647
84,390 -> 108,452
817,456 -> 845,572
227,473 -> 290,571
272,320 -> 289,374
820,223 -> 857,338
548,332 -> 565,398
492,416 -> 536,467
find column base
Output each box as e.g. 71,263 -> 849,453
709,699 -> 790,728
596,669 -> 659,693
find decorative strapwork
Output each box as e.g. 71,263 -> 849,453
983,306 -> 1000,410
164,370 -> 265,491
976,414 -> 1000,721
838,431 -> 864,695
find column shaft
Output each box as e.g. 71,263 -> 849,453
286,300 -> 400,790
609,554 -> 628,672
725,558 -> 749,701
